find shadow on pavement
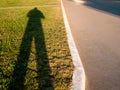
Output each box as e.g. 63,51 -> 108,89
83,0 -> 120,16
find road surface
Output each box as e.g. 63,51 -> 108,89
62,0 -> 120,90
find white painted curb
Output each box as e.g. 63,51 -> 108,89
73,0 -> 86,3
60,0 -> 85,90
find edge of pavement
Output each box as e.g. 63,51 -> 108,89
60,0 -> 85,90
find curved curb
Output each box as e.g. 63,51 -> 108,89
60,0 -> 85,90
73,0 -> 86,3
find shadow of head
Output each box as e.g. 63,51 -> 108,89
26,7 -> 45,31
27,7 -> 45,20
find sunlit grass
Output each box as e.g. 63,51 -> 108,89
0,0 -> 60,7
0,3 -> 73,90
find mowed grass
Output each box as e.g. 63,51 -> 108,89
0,1 -> 73,90
0,0 -> 59,7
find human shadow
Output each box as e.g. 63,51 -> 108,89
9,8 -> 53,90
83,0 -> 120,16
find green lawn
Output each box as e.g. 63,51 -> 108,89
0,0 -> 59,7
0,0 -> 73,90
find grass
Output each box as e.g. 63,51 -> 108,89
0,0 -> 73,90
0,0 -> 60,7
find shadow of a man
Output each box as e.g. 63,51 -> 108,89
9,8 -> 53,90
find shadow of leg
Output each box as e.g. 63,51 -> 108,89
9,29 -> 33,90
34,27 -> 54,90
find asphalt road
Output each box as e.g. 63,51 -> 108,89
62,0 -> 120,90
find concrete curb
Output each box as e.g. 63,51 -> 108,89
60,0 -> 85,90
73,0 -> 86,3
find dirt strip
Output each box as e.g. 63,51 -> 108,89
0,4 -> 60,10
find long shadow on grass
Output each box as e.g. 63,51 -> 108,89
9,8 -> 53,90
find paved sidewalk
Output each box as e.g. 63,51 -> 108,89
62,0 -> 120,90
